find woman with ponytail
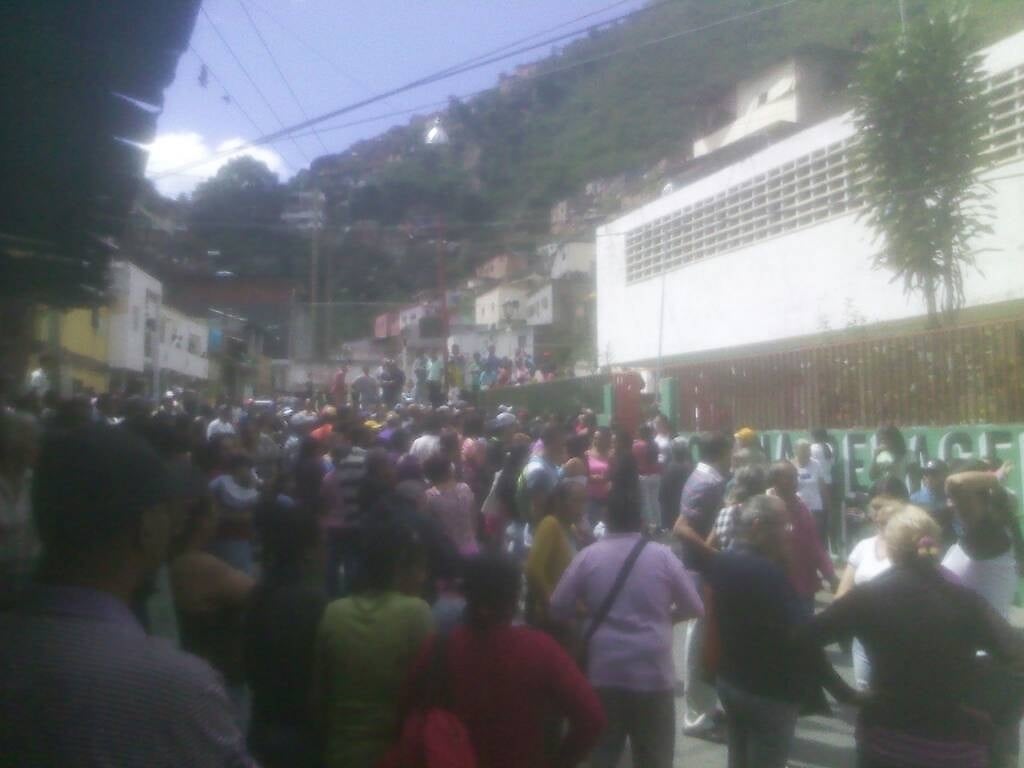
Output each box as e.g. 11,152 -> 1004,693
800,505 -> 1024,768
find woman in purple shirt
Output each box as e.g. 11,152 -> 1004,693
551,456 -> 703,768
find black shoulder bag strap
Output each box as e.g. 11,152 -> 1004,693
580,536 -> 649,669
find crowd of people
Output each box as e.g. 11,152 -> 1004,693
1,383 -> 1023,768
330,345 -> 564,413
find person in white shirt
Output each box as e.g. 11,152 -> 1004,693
409,413 -> 443,463
942,470 -> 1021,618
809,428 -> 835,499
205,405 -> 236,441
792,439 -> 829,548
835,497 -> 900,689
653,414 -> 673,467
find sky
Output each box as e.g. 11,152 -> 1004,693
146,0 -> 647,197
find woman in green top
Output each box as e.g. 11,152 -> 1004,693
312,522 -> 433,768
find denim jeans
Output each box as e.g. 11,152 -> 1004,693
717,679 -> 798,768
682,615 -> 719,730
591,688 -> 676,768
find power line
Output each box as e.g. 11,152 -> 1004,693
235,0 -> 331,155
199,5 -> 312,166
160,0 -> 802,179
242,0 -> 393,107
428,0 -> 653,79
188,45 -> 267,138
288,1 -> 799,144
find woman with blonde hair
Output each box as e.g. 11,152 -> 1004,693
801,505 -> 1024,768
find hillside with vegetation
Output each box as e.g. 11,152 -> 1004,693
304,0 -> 1023,231
148,0 -> 1024,316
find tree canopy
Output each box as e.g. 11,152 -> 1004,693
853,8 -> 993,324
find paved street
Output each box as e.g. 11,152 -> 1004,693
667,627 -> 857,768
619,602 -> 1024,768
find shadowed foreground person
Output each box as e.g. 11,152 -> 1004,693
0,425 -> 252,767
398,554 -> 606,768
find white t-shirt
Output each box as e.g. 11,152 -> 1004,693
847,533 -> 892,690
409,434 -> 442,463
794,458 -> 825,511
810,442 -> 834,486
847,535 -> 891,585
206,418 -> 236,441
654,434 -> 672,466
942,542 -> 1017,618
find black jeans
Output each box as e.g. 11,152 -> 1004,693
591,688 -> 675,768
428,381 -> 443,408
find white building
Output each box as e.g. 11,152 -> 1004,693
549,241 -> 596,279
158,305 -> 209,384
598,30 -> 1024,369
108,260 -> 162,380
525,283 -> 556,326
693,47 -> 854,158
475,283 -> 531,328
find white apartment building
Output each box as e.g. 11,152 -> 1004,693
549,241 -> 596,279
108,260 -> 162,379
597,30 -> 1024,369
158,304 -> 209,384
108,260 -> 210,393
475,283 -> 531,328
693,47 -> 853,158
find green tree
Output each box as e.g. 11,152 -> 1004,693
853,9 -> 993,325
188,156 -> 303,277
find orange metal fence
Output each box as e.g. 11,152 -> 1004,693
667,317 -> 1024,432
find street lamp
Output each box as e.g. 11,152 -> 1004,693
423,116 -> 450,398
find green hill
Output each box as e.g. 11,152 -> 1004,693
307,0 -> 1024,245
160,0 -> 1024,331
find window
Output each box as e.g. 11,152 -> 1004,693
90,307 -> 100,331
541,296 -> 549,310
188,334 -> 200,354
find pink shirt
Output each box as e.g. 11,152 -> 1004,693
425,482 -> 479,556
550,533 -> 703,691
586,451 -> 611,502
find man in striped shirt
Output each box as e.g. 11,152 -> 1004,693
0,425 -> 251,767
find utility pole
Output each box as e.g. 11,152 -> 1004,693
322,203 -> 334,360
308,190 -> 325,360
654,268 -> 667,407
437,214 -> 449,396
898,0 -> 907,33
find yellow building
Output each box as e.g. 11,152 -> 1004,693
34,306 -> 111,395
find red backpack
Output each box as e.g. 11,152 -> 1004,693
378,634 -> 477,768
